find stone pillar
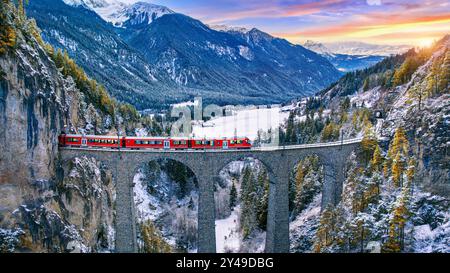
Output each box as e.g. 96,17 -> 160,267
197,172 -> 217,253
321,160 -> 346,210
114,162 -> 137,253
265,167 -> 290,253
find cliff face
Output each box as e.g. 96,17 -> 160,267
0,6 -> 116,252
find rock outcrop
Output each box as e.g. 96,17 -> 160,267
0,4 -> 116,252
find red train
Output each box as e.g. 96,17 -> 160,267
58,134 -> 252,150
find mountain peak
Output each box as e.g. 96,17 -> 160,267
302,40 -> 332,55
113,1 -> 175,27
64,0 -> 175,28
208,24 -> 250,34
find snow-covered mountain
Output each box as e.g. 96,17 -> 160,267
303,40 -> 386,72
63,0 -> 174,28
323,41 -> 411,56
208,24 -> 251,34
28,0 -> 342,109
303,40 -> 334,56
105,1 -> 175,28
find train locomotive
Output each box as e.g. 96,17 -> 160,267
58,134 -> 252,150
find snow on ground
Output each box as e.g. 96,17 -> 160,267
192,106 -> 289,140
133,171 -> 163,222
349,86 -> 381,108
289,193 -> 322,252
411,221 -> 450,253
216,205 -> 241,253
134,127 -> 148,137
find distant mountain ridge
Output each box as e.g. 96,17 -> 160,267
28,0 -> 342,109
302,40 -> 392,72
304,40 -> 413,56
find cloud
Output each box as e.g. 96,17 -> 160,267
367,0 -> 382,6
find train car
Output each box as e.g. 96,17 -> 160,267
188,137 -> 251,149
124,137 -> 165,149
189,138 -> 222,149
59,134 -> 252,150
124,137 -> 190,150
59,134 -> 82,147
59,134 -> 123,148
85,135 -> 123,148
226,137 -> 252,149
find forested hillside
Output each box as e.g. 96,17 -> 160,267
282,35 -> 449,252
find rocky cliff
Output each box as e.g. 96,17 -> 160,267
0,2 -> 117,252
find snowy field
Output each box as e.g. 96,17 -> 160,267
215,205 -> 241,253
192,106 -> 290,140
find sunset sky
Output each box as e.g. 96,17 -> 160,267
142,0 -> 450,46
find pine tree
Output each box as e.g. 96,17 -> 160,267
385,127 -> 409,187
393,56 -> 420,86
392,153 -> 404,187
406,158 -> 415,184
388,127 -> 409,158
363,77 -> 370,91
361,121 -> 378,164
229,181 -> 237,209
240,167 -> 257,238
257,180 -> 269,230
285,112 -> 296,144
314,205 -> 336,253
140,220 -> 172,253
383,181 -> 411,252
322,122 -> 340,142
370,144 -> 383,172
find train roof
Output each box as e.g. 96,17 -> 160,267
63,134 -> 249,140
64,134 -> 120,139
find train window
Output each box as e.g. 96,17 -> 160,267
136,140 -> 141,144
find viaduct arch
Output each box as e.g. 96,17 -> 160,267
59,139 -> 361,253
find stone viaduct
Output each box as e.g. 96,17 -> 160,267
59,138 -> 362,253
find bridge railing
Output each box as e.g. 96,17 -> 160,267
253,137 -> 363,151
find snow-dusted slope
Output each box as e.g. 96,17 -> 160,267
303,40 -> 335,57
107,1 -> 175,28
63,0 -> 174,27
208,24 -> 250,34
